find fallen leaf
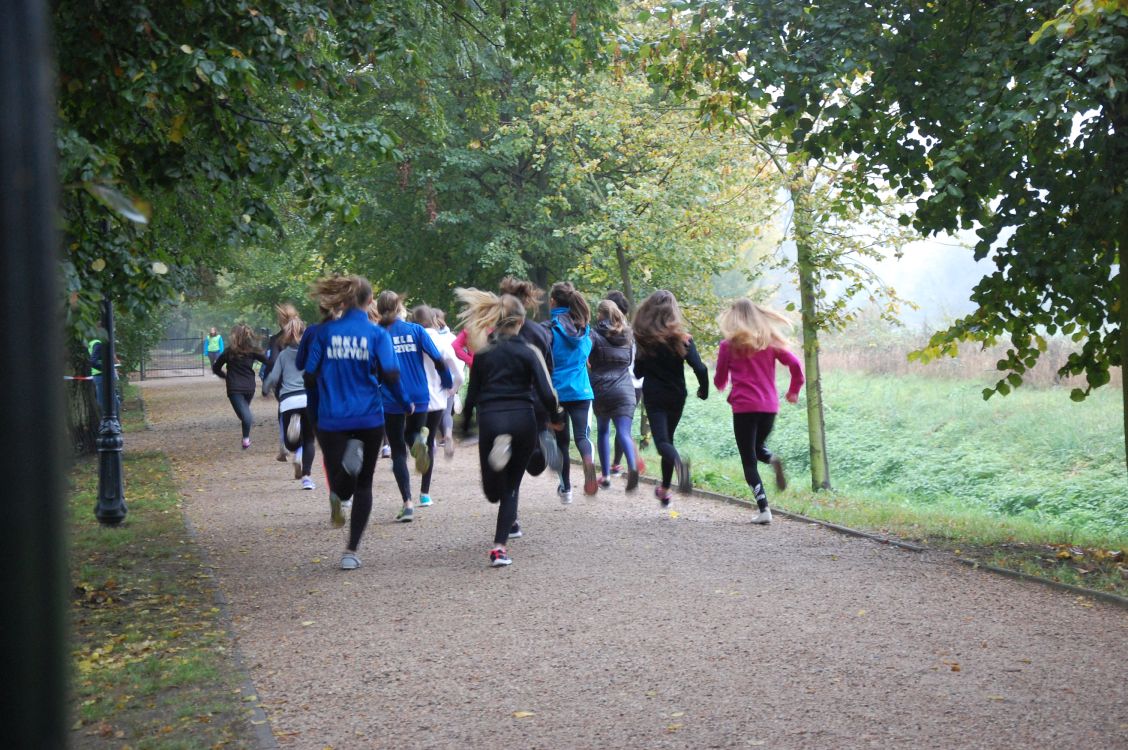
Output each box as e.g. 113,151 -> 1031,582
301,621 -> 315,627
512,711 -> 535,719
857,609 -> 866,617
666,723 -> 684,733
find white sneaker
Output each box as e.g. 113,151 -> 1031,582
340,551 -> 361,570
380,444 -> 391,458
751,508 -> 773,525
558,486 -> 573,505
488,434 -> 512,471
286,415 -> 301,445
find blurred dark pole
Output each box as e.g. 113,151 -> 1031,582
0,0 -> 68,747
94,294 -> 127,524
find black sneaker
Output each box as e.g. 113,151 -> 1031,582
655,485 -> 671,507
598,476 -> 612,489
770,455 -> 787,491
675,455 -> 692,494
625,468 -> 639,492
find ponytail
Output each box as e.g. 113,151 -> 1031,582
455,288 -> 525,352
549,281 -> 590,329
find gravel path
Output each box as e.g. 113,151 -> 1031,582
130,377 -> 1128,749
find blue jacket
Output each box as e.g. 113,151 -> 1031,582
381,318 -> 452,414
302,308 -> 410,431
548,307 -> 593,402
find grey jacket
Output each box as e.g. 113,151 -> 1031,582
261,346 -> 306,399
588,322 -> 636,418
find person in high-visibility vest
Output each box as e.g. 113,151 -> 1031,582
88,336 -> 120,414
204,327 -> 224,367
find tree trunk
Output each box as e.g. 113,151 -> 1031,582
614,241 -> 635,312
791,176 -> 832,490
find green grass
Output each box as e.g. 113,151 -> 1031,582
68,451 -> 255,748
638,369 -> 1128,595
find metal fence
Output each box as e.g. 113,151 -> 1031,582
140,336 -> 207,379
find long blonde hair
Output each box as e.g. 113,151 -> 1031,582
455,288 -> 525,353
375,290 -> 406,327
277,314 -> 306,348
596,299 -> 629,336
717,298 -> 793,354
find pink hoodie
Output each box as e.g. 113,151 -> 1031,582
713,340 -> 804,414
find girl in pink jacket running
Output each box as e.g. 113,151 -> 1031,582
713,299 -> 805,524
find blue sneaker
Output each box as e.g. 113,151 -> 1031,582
418,494 -> 433,507
396,505 -> 414,523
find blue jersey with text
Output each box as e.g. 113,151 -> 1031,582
381,319 -> 452,414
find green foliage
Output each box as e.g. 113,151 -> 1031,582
665,369 -> 1126,535
55,0 -> 619,337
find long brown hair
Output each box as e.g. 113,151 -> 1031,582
717,298 -> 792,354
411,304 -> 436,328
633,290 -> 687,357
375,290 -> 406,327
227,323 -> 261,356
549,281 -> 590,329
500,277 -> 544,319
313,274 -> 372,317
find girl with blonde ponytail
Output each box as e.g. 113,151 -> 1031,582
714,299 -> 805,524
457,288 -> 562,568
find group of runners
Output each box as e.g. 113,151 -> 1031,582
210,275 -> 805,570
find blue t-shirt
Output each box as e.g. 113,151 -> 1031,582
303,308 -> 410,431
548,307 -> 594,402
381,318 -> 452,414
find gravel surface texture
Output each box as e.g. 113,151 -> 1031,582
131,378 -> 1128,749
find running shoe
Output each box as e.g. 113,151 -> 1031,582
342,438 -> 364,478
418,494 -> 433,507
509,522 -> 522,539
396,505 -> 414,523
626,468 -> 640,492
412,430 -> 431,474
340,498 -> 352,512
340,551 -> 361,570
329,492 -> 345,528
489,548 -> 512,567
675,455 -> 692,494
380,443 -> 391,458
242,437 -> 251,449
539,430 -> 563,473
558,486 -> 573,505
462,433 -> 479,447
750,508 -> 773,525
488,433 -> 513,471
582,457 -> 598,496
598,476 -> 612,489
610,464 -> 623,477
443,431 -> 455,459
293,456 -> 303,480
301,476 -> 315,490
286,415 -> 302,445
655,485 -> 672,508
770,455 -> 787,491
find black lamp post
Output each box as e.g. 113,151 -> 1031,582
94,295 -> 127,524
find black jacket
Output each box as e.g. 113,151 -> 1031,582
633,337 -> 708,408
463,333 -> 561,430
213,350 -> 268,395
589,321 -> 636,417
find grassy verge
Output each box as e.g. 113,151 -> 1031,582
636,368 -> 1127,598
68,450 -> 256,749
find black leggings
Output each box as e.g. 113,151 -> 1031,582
280,406 -> 317,476
227,392 -> 254,439
733,411 -> 776,494
645,397 -> 685,489
553,399 -> 593,490
478,407 -> 537,545
419,409 -> 444,495
384,411 -> 428,502
317,427 -> 384,552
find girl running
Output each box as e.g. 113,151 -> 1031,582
604,290 -> 646,476
264,304 -> 301,463
411,304 -> 464,506
211,323 -> 267,449
632,290 -> 708,505
431,308 -> 462,455
589,300 -> 641,492
714,299 -> 805,524
373,291 -> 452,523
457,288 -> 562,567
261,313 -> 317,489
303,275 -> 411,570
547,281 -> 597,500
